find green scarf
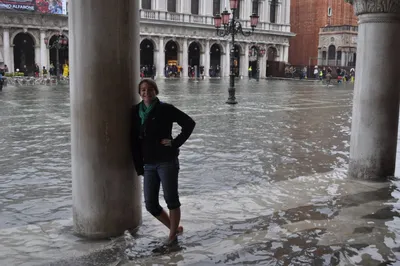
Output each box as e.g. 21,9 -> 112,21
138,98 -> 158,125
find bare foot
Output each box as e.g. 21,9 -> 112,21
177,226 -> 183,235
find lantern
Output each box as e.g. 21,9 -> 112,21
250,13 -> 259,28
230,0 -> 239,10
214,13 -> 222,29
222,10 -> 230,26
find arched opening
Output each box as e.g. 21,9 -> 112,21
49,35 -> 69,77
249,45 -> 259,78
140,39 -> 155,78
188,42 -> 200,77
233,44 -> 241,77
266,47 -> 278,77
328,45 -> 336,65
210,43 -> 221,77
165,40 -> 179,77
13,33 -> 35,75
336,51 -> 342,66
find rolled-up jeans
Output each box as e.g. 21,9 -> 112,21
143,158 -> 180,217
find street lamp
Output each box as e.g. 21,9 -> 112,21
44,33 -> 68,81
214,0 -> 259,104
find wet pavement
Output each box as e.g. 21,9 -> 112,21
0,78 -> 400,265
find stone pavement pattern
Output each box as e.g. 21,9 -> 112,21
0,79 -> 399,265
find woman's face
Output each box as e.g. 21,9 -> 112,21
139,82 -> 157,104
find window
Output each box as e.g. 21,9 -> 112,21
328,7 -> 332,17
270,0 -> 277,23
191,0 -> 199,15
252,0 -> 259,15
234,0 -> 240,19
213,0 -> 221,15
328,45 -> 336,60
142,0 -> 151,10
168,0 -> 176,12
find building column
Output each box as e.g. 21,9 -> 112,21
40,30 -> 48,70
285,0 -> 290,24
259,52 -> 267,78
157,37 -> 165,77
182,38 -> 188,77
3,28 -> 11,71
283,45 -> 289,63
205,40 -> 210,77
224,41 -> 230,77
69,0 -> 141,238
349,1 -> 400,181
242,43 -> 249,77
341,51 -> 347,67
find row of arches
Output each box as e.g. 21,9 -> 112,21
140,39 -> 278,77
320,45 -> 357,67
11,32 -> 68,75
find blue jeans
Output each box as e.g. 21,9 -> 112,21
143,158 -> 180,217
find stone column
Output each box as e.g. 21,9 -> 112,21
182,38 -> 188,77
285,0 -> 290,24
35,45 -> 41,68
40,31 -> 48,70
158,37 -> 165,77
259,52 -> 267,78
341,51 -> 347,67
69,0 -> 141,238
224,41 -> 230,77
283,45 -> 289,63
3,28 -> 11,71
205,40 -> 210,77
349,0 -> 400,180
242,43 -> 249,77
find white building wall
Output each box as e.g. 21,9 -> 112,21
0,0 -> 293,77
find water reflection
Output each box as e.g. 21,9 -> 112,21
1,80 -> 400,265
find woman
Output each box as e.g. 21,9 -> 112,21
131,79 -> 196,244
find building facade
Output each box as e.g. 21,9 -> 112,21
289,0 -> 357,67
0,0 -> 293,77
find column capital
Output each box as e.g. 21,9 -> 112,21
353,0 -> 400,16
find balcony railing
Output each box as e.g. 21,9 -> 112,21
320,25 -> 358,33
139,9 -> 291,33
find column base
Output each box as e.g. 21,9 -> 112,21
348,159 -> 395,181
226,86 -> 238,105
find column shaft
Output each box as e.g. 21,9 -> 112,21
349,12 -> 400,180
182,38 -> 188,77
158,37 -> 165,77
69,0 -> 141,238
205,40 -> 210,77
3,28 -> 11,71
242,43 -> 249,77
259,53 -> 266,78
40,31 -> 48,70
224,42 -> 230,77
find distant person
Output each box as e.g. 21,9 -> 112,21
131,79 -> 195,246
4,64 -> 8,73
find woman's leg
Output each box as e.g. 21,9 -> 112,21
144,164 -> 165,224
158,158 -> 181,240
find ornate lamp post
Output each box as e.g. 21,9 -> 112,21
214,0 -> 259,104
44,33 -> 68,81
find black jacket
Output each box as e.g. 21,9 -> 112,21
131,99 -> 195,175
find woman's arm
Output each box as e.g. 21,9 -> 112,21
170,105 -> 196,148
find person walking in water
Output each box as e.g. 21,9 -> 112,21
131,79 -> 196,245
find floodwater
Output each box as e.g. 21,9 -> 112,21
0,79 -> 399,265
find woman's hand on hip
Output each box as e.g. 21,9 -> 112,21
161,139 -> 172,147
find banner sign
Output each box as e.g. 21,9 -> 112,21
0,0 -> 35,11
0,0 -> 66,14
36,0 -> 63,14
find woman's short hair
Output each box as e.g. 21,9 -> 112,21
138,79 -> 159,95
